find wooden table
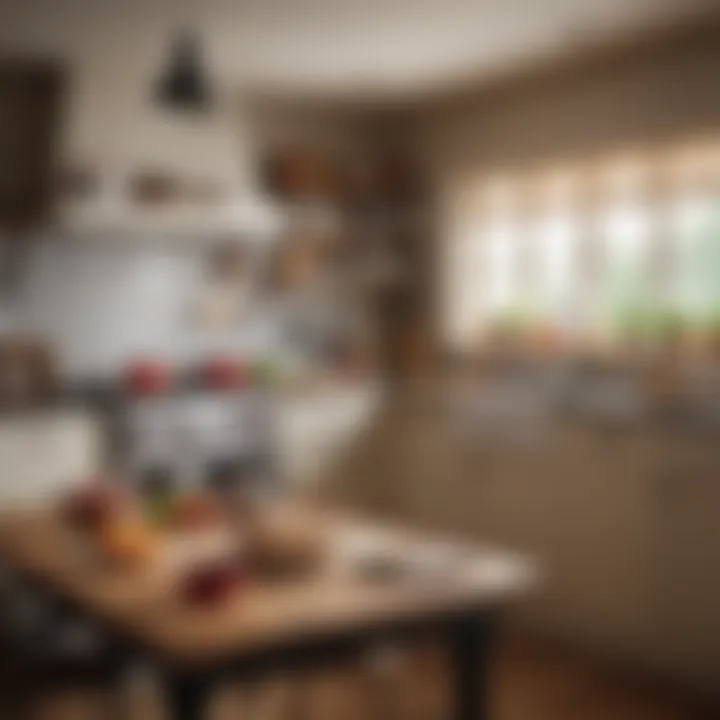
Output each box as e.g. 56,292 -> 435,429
0,510 -> 536,720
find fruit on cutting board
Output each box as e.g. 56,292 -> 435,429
100,520 -> 161,567
181,559 -> 244,606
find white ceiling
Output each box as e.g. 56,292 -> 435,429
0,0 -> 715,99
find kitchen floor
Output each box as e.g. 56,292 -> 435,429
5,635 -> 715,719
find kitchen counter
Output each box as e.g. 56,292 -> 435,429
327,379 -> 720,694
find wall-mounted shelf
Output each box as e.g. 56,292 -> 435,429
54,196 -> 347,244
55,197 -> 286,240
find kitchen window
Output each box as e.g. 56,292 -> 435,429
445,140 -> 720,354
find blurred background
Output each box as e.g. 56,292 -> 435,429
0,0 -> 719,718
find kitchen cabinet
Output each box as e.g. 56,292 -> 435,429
325,378 -> 720,692
353,399 -> 720,692
485,426 -> 720,693
647,436 -> 720,690
0,61 -> 63,231
526,430 -> 657,657
493,426 -> 720,692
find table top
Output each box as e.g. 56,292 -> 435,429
0,509 -> 537,670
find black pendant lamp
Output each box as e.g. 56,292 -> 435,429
155,31 -> 212,112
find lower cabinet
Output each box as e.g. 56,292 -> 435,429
378,418 -> 720,693
648,438 -> 720,691
504,429 -> 720,694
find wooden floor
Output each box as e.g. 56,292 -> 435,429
6,635 -> 717,719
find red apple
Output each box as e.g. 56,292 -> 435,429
181,559 -> 244,606
125,360 -> 171,396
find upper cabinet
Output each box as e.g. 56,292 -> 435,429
0,60 -> 64,232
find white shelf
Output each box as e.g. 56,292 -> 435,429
55,196 -> 346,243
56,197 -> 286,239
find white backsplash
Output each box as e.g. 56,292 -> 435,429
12,237 -> 281,378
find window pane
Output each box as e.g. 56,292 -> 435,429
670,193 -> 720,318
481,217 -> 519,313
599,201 -> 653,324
535,212 -> 576,315
444,144 -> 720,352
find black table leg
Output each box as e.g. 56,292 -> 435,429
165,672 -> 213,720
449,614 -> 495,720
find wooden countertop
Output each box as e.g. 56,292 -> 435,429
0,510 -> 536,670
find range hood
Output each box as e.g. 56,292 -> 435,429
56,46 -> 282,239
